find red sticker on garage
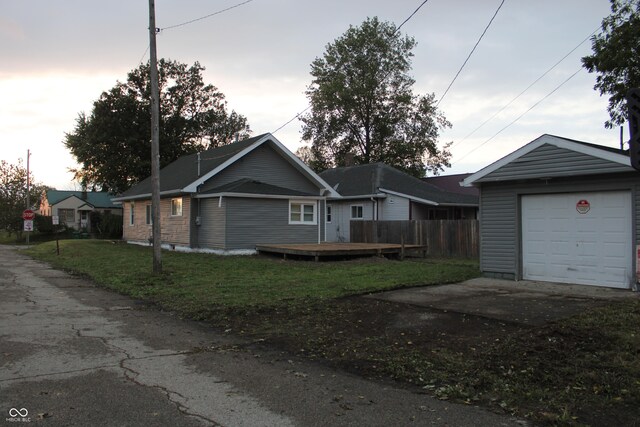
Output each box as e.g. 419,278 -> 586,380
576,199 -> 590,214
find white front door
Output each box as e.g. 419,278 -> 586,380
521,191 -> 632,289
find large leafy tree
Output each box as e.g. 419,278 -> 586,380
300,17 -> 451,177
0,159 -> 46,235
65,59 -> 251,193
582,0 -> 640,128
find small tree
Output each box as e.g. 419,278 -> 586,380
582,0 -> 640,128
301,17 -> 451,177
0,159 -> 45,236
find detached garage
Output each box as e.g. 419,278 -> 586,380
462,134 -> 640,290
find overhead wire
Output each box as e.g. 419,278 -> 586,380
435,0 -> 506,109
272,0 -> 431,135
452,67 -> 583,165
161,0 -> 256,31
450,26 -> 600,149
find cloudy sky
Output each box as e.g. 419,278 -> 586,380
1,0 -> 620,190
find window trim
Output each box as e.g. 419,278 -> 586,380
350,204 -> 364,220
289,200 -> 317,225
171,198 -> 183,217
145,204 -> 152,225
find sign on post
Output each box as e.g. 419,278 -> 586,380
23,220 -> 34,232
22,209 -> 35,220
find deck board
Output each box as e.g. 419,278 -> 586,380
255,242 -> 425,260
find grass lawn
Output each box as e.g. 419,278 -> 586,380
23,239 -> 640,425
25,239 -> 478,314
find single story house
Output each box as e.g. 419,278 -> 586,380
422,173 -> 479,198
113,133 -> 339,252
319,163 -> 479,242
39,190 -> 122,231
462,134 -> 640,290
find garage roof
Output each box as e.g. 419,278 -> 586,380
462,134 -> 634,186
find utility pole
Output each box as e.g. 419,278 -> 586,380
26,149 -> 30,245
148,0 -> 162,273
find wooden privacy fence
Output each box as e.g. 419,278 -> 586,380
350,220 -> 479,258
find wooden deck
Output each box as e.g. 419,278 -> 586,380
255,242 -> 425,261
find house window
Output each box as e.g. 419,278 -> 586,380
129,204 -> 135,226
351,205 -> 364,219
326,204 -> 332,223
289,201 -> 316,224
145,204 -> 152,225
59,209 -> 75,224
171,198 -> 183,216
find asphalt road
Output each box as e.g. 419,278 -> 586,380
0,245 -> 525,426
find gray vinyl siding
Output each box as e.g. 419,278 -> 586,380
197,197 -> 226,249
479,184 -> 518,278
479,145 -> 633,182
200,143 -> 320,194
480,173 -> 640,280
225,198 -> 318,250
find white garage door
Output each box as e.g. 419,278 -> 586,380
521,191 -> 632,289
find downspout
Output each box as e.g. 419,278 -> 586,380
370,197 -> 377,220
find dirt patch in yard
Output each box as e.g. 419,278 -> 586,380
212,292 -> 640,426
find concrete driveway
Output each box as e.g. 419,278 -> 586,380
369,277 -> 638,326
0,246 -> 524,427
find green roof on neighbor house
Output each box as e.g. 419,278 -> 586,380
45,190 -> 121,209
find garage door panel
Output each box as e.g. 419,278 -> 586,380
522,191 -> 632,289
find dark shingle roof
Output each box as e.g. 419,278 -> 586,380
200,178 -> 315,197
320,163 -> 478,206
422,173 -> 479,197
46,190 -> 121,209
118,134 -> 268,199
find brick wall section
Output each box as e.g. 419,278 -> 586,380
122,196 -> 191,246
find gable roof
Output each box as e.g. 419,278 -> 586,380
319,163 -> 478,206
45,190 -> 120,209
462,134 -> 633,187
114,133 -> 339,201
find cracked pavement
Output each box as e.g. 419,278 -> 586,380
0,245 -> 525,426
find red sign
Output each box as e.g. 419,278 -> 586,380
22,209 -> 35,220
576,199 -> 590,214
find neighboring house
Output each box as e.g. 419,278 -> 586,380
422,173 -> 479,198
462,134 -> 640,290
319,163 -> 479,242
39,190 -> 122,231
113,133 -> 339,252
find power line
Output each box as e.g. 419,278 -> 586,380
436,0 -> 506,109
452,67 -> 583,165
396,0 -> 430,33
272,106 -> 311,135
450,26 -> 599,149
272,0 -> 432,135
162,0 -> 256,31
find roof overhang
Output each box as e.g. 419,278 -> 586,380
462,134 -> 632,187
194,192 -> 323,200
379,188 -> 439,206
112,189 -> 184,202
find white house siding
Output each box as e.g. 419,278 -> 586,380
379,194 -> 410,220
53,196 -> 85,229
325,200 -> 375,242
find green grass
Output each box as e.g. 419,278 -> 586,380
24,239 -> 479,315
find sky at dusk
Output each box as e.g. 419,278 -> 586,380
0,0 -> 621,190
